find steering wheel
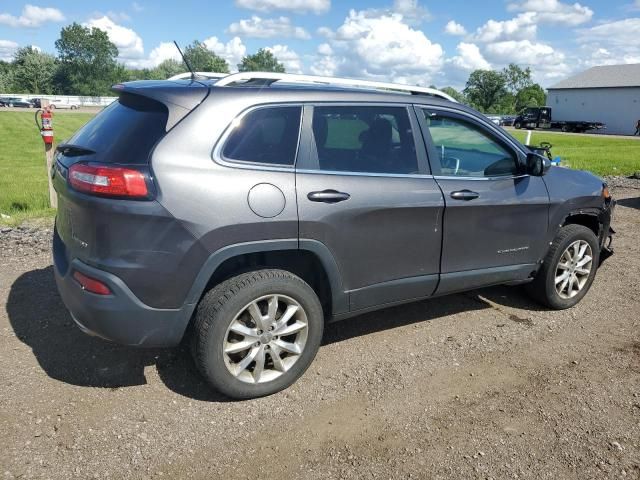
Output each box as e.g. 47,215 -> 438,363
442,155 -> 461,175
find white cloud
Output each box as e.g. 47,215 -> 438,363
0,39 -> 19,61
313,9 -> 443,85
392,0 -> 430,24
474,12 -> 537,42
203,36 -> 247,70
448,42 -> 490,71
508,0 -> 593,26
228,16 -> 310,39
146,42 -> 182,66
577,18 -> 640,48
483,39 -> 570,82
266,44 -> 303,73
132,2 -> 144,12
0,4 -> 64,28
317,43 -> 333,55
85,16 -> 144,66
444,20 -> 466,36
234,0 -> 330,15
575,18 -> 640,67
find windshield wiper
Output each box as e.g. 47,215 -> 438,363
56,143 -> 96,156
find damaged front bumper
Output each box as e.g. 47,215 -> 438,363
599,198 -> 615,265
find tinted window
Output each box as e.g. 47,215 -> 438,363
66,93 -> 168,165
223,106 -> 301,166
311,106 -> 419,174
422,111 -> 517,177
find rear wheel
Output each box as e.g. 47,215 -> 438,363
514,122 -> 522,129
191,269 -> 324,399
526,224 -> 600,309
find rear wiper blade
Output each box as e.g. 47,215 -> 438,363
56,143 -> 96,156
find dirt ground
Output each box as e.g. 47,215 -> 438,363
1,187 -> 639,480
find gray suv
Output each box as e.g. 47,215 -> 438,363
52,73 -> 615,399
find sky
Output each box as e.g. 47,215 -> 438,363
1,0 -> 639,89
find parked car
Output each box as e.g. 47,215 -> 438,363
49,99 -> 79,110
30,98 -> 42,108
500,115 -> 516,126
486,114 -> 501,125
1,97 -> 32,108
52,73 -> 615,399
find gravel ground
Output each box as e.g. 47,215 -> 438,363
1,183 -> 639,480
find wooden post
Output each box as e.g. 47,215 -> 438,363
45,143 -> 57,209
40,98 -> 57,209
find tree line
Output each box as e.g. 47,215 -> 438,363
0,22 -> 285,96
0,22 -> 546,114
441,64 -> 546,115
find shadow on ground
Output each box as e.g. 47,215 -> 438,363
617,196 -> 640,211
7,266 -> 545,402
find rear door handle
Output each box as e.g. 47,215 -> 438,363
450,190 -> 479,201
307,190 -> 351,203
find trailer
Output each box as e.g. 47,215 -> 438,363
513,106 -> 605,133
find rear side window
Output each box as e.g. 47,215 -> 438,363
66,93 -> 168,165
222,106 -> 302,166
311,105 -> 419,174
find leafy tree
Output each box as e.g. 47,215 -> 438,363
153,59 -> 184,79
54,22 -> 121,96
183,41 -> 229,73
463,70 -> 507,113
0,60 -> 15,93
440,86 -> 466,104
238,48 -> 285,73
502,63 -> 533,96
515,84 -> 546,112
12,46 -> 57,94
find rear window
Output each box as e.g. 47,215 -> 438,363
66,93 -> 168,164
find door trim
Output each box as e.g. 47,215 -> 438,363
347,274 -> 439,311
435,263 -> 537,296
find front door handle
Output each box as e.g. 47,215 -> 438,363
450,189 -> 479,201
307,190 -> 351,203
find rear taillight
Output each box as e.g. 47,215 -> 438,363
73,271 -> 111,295
69,163 -> 149,198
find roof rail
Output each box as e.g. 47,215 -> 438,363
213,72 -> 457,102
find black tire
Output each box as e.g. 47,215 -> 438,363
526,224 -> 600,309
561,125 -> 570,133
514,122 -> 521,129
191,269 -> 324,399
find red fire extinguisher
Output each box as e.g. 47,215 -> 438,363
35,108 -> 54,145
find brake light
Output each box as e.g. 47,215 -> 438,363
73,271 -> 111,295
69,163 -> 148,198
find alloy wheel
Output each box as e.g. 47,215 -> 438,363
555,240 -> 593,299
222,294 -> 308,384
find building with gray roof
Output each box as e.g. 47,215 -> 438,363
547,64 -> 640,135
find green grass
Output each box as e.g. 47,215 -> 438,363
1,110 -> 639,225
510,130 -> 640,177
0,111 -> 93,225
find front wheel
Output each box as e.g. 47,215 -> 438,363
526,224 -> 600,309
191,269 -> 324,399
514,122 -> 521,129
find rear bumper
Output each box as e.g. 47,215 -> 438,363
53,228 -> 193,347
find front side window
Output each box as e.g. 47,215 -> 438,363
223,106 -> 302,166
311,105 -> 419,174
422,110 -> 518,177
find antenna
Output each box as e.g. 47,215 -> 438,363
173,41 -> 195,81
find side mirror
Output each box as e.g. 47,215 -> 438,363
526,152 -> 551,176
